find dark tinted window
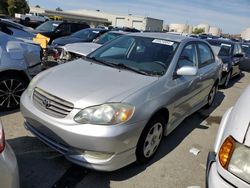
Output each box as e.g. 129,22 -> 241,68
198,43 -> 214,66
0,25 -> 13,35
71,23 -> 90,33
58,23 -> 71,35
218,44 -> 232,56
96,32 -> 123,44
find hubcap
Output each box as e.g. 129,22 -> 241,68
143,122 -> 163,158
0,79 -> 25,109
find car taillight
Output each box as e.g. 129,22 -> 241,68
0,123 -> 5,153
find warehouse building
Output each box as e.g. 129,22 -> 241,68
169,23 -> 193,34
193,23 -> 222,36
241,28 -> 250,40
30,7 -> 163,31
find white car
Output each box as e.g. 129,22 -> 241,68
0,121 -> 19,188
206,85 -> 250,187
15,12 -> 49,24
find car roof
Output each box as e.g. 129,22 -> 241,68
108,31 -> 129,35
127,32 -> 195,42
206,38 -> 236,46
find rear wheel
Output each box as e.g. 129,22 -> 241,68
205,83 -> 217,109
136,116 -> 165,164
0,74 -> 28,111
223,71 -> 232,88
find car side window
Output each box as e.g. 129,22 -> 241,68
197,43 -> 214,67
177,44 -> 197,69
59,23 -> 71,35
233,44 -> 241,55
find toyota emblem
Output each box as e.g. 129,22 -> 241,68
42,99 -> 51,109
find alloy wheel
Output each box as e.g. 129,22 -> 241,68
0,79 -> 26,109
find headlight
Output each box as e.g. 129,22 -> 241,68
74,103 -> 134,125
27,76 -> 38,97
218,136 -> 250,183
228,143 -> 250,183
222,63 -> 229,71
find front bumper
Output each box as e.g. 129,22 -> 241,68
0,143 -> 19,188
20,91 -> 146,171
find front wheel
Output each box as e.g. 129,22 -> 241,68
136,116 -> 165,164
0,74 -> 28,111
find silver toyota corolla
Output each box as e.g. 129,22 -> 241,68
0,121 -> 19,188
21,33 -> 221,171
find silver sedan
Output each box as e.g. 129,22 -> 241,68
0,121 -> 19,188
21,33 -> 221,171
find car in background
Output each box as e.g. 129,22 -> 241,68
207,39 -> 244,88
111,26 -> 140,32
21,33 -> 221,171
51,28 -> 108,46
206,85 -> 250,187
240,43 -> 250,71
35,21 -> 90,44
0,19 -> 35,40
0,121 -> 19,188
59,31 -> 127,62
0,32 -> 41,111
15,12 -> 50,25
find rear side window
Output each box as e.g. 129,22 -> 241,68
71,23 -> 90,33
197,43 -> 214,67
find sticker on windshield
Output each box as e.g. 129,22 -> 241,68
93,31 -> 100,33
242,45 -> 249,48
221,43 -> 231,47
52,23 -> 59,27
152,39 -> 174,46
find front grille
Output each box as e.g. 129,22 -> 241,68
33,87 -> 74,118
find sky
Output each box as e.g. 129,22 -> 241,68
28,0 -> 250,34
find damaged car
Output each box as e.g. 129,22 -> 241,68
0,32 -> 41,111
58,31 -> 127,62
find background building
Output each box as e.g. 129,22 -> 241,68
241,28 -> 250,40
169,23 -> 192,34
30,7 -> 163,31
193,23 -> 222,36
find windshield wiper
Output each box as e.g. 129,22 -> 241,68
85,56 -> 116,68
110,63 -> 150,76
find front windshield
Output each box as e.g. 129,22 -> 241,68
36,21 -> 61,32
71,29 -> 99,40
218,44 -> 232,56
241,44 -> 250,54
96,32 -> 122,44
88,36 -> 179,76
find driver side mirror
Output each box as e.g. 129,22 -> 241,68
176,66 -> 198,76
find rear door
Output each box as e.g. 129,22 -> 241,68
197,42 -> 217,101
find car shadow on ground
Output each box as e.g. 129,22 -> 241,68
0,109 -> 20,117
6,91 -> 225,188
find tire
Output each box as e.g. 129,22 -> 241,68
204,83 -> 217,109
0,74 -> 28,111
223,71 -> 232,88
136,116 -> 165,164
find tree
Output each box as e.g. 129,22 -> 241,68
56,7 -> 63,11
35,5 -> 40,8
192,28 -> 205,34
0,0 -> 8,14
7,0 -> 29,16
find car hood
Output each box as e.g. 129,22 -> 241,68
53,36 -> 90,46
63,42 -> 102,56
223,85 -> 250,146
35,59 -> 158,109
